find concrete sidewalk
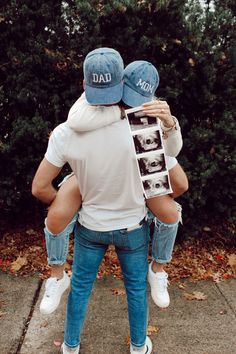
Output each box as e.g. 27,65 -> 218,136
0,271 -> 235,354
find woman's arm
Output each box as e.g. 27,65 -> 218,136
67,92 -> 122,131
142,100 -> 183,157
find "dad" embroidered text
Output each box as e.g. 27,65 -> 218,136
92,73 -> 112,83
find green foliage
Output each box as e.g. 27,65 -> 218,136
0,0 -> 235,231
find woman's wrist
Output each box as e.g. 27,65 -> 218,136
162,116 -> 175,128
161,116 -> 178,132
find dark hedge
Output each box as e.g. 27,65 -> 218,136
0,0 -> 235,232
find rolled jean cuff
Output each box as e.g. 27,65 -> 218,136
152,256 -> 172,264
44,214 -> 78,265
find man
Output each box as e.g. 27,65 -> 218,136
32,48 -> 153,354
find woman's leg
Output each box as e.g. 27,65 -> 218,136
41,175 -> 82,315
146,161 -> 188,307
147,194 -> 178,224
47,174 -> 82,234
45,175 -> 81,277
146,162 -> 188,269
169,162 -> 189,198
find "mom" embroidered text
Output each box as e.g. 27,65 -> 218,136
136,79 -> 154,93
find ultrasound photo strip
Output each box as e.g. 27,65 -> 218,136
131,126 -> 163,155
125,106 -> 159,132
127,114 -> 158,132
137,151 -> 167,177
141,172 -> 172,198
125,106 -> 173,199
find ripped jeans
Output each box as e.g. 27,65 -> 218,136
45,205 -> 180,266
44,214 -> 78,265
147,203 -> 181,263
152,218 -> 179,263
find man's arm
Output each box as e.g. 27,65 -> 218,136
32,158 -> 62,204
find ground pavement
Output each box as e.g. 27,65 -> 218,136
0,270 -> 236,354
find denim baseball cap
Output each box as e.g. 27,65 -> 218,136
83,47 -> 124,105
122,60 -> 160,107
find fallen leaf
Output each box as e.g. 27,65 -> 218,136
53,340 -> 62,347
40,321 -> 49,328
212,272 -> 222,283
227,254 -> 236,268
178,282 -> 186,290
125,326 -> 159,347
125,336 -> 131,346
0,310 -> 7,317
183,291 -> 207,301
11,256 -> 28,272
64,262 -> 71,271
219,309 -> 227,315
111,287 -> 125,296
147,325 -> 160,335
215,254 -> 223,262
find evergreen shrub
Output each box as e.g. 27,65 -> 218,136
0,0 -> 235,232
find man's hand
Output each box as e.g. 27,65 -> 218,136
32,158 -> 62,204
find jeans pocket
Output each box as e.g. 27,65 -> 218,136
76,225 -> 100,245
120,224 -> 148,251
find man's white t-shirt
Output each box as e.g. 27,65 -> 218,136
45,120 -> 147,231
67,93 -> 181,172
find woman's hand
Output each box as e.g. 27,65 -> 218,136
141,100 -> 175,128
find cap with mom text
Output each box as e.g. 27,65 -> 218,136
122,60 -> 160,108
83,47 -> 124,105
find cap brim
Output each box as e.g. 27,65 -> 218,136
122,84 -> 152,108
85,82 -> 123,105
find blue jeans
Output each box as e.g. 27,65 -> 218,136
147,211 -> 179,263
44,214 -> 78,265
64,221 -> 149,350
152,218 -> 179,263
45,212 -> 178,265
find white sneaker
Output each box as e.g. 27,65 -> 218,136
148,261 -> 170,308
61,343 -> 80,354
40,271 -> 70,315
130,336 -> 152,354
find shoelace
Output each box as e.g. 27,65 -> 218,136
158,276 -> 169,292
45,278 -> 60,297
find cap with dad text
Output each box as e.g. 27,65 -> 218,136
83,47 -> 124,105
122,60 -> 160,107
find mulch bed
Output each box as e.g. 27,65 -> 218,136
0,220 -> 235,282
